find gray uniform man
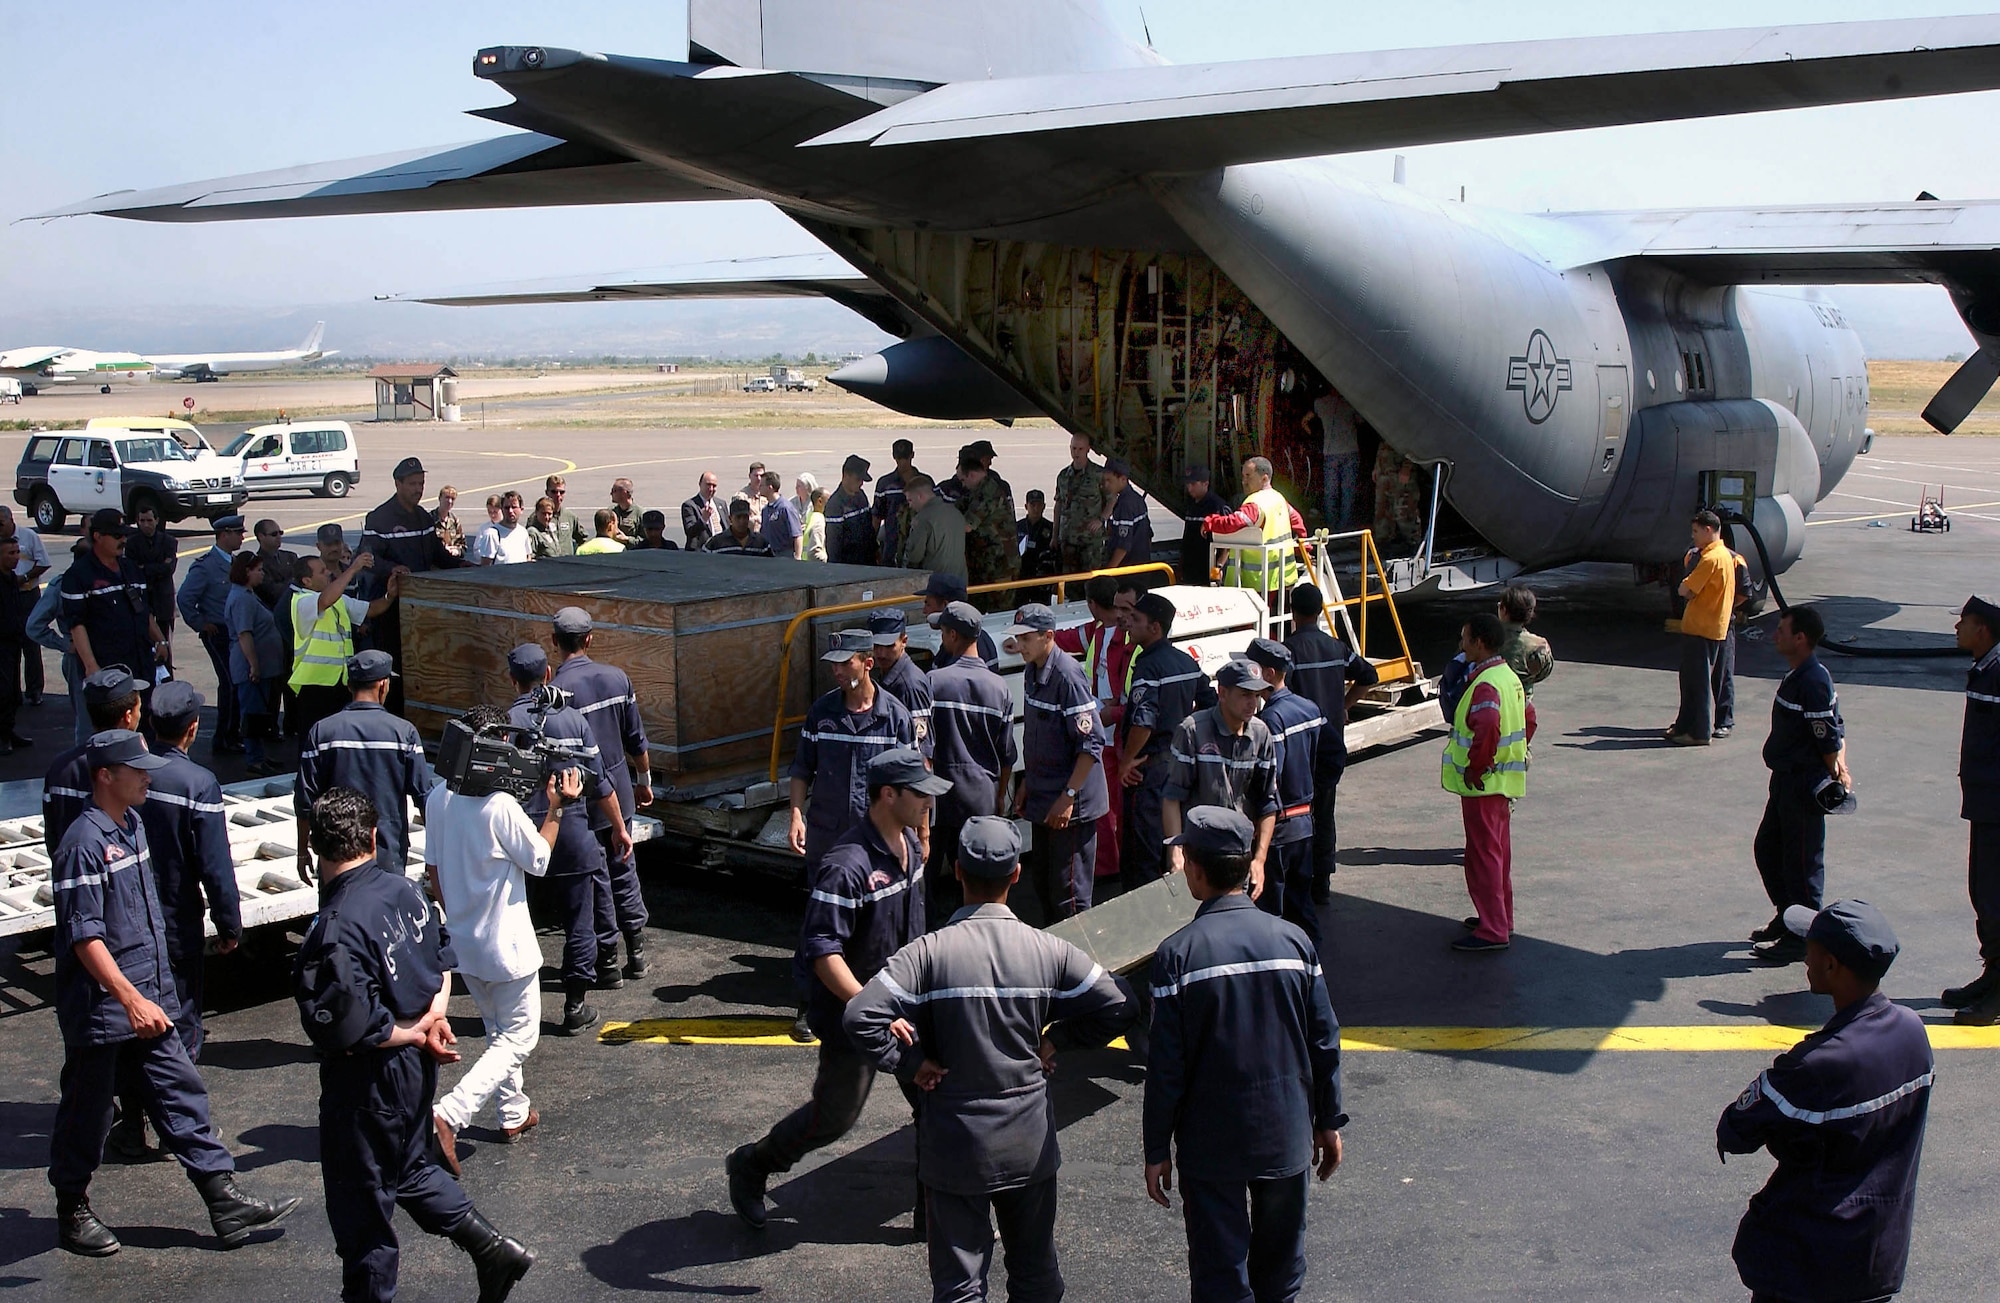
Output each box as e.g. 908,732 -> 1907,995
845,817 -> 1136,1303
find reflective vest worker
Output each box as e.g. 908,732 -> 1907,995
1203,456 -> 1305,595
1440,614 -> 1533,952
289,551 -> 398,739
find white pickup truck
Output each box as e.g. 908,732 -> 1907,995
14,417 -> 248,530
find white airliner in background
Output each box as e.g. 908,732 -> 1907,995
0,323 -> 336,393
147,321 -> 336,381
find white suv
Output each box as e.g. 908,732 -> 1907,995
15,417 -> 248,531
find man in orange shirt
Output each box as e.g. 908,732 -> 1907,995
1054,575 -> 1134,886
1667,509 -> 1735,746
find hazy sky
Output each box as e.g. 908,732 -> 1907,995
3,0 -> 1995,352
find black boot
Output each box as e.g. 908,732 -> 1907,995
56,1190 -> 120,1257
595,944 -> 625,990
195,1171 -> 301,1248
623,931 -> 648,979
725,1144 -> 769,1230
560,983 -> 598,1036
449,1209 -> 535,1303
105,1116 -> 166,1164
1942,965 -> 1998,1010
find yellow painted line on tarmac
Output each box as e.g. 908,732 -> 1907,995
600,1018 -> 2000,1052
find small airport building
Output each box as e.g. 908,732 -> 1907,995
369,363 -> 458,421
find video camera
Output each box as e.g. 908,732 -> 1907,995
437,684 -> 592,802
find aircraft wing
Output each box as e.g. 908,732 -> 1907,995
805,14 -> 2000,171
1549,198 -> 2000,285
0,346 -> 73,371
385,252 -> 920,337
27,133 -> 735,223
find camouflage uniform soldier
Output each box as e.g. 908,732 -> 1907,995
959,448 -> 1019,610
1054,432 -> 1108,573
1371,444 -> 1426,553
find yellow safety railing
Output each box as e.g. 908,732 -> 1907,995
766,562 -> 1177,781
1310,528 -> 1418,686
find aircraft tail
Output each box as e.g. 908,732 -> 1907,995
299,321 -> 325,355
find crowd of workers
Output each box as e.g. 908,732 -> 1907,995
21,429 -> 2000,1303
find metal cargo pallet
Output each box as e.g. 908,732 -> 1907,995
0,777 -> 665,942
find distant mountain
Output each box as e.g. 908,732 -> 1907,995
0,282 -> 1974,362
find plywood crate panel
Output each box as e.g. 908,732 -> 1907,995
398,551 -> 925,787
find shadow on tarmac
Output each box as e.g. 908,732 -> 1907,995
1554,725 -> 1672,752
652,952 -> 800,1008
0,1102 -> 53,1171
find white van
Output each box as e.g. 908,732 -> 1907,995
224,420 -> 359,498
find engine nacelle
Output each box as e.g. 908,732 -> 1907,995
826,336 -> 1042,421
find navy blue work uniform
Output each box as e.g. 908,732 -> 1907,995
511,693 -> 615,990
743,817 -> 924,1181
1756,655 -> 1845,914
1963,646 -> 2000,963
876,650 -> 934,759
1180,489 -> 1230,587
177,545 -> 236,740
63,553 -> 159,694
924,653 -> 1018,921
1718,991 -> 1933,1303
135,746 -> 239,1058
791,685 -> 914,867
1258,686 -> 1324,948
295,860 -> 474,1303
1146,894 -> 1345,1303
1122,639 -> 1217,888
1285,623 -> 1377,892
358,495 -> 459,713
42,742 -> 94,856
1020,651 -> 1107,921
297,700 -> 438,875
551,654 -> 652,951
1107,484 -> 1154,568
49,806 -> 236,1200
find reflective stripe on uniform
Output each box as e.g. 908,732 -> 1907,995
933,699 -> 1010,720
143,790 -> 225,814
1151,956 -> 1319,999
1026,696 -> 1095,717
300,738 -> 424,760
881,962 -> 1105,1006
1169,747 -> 1268,771
1758,1068 -> 1935,1125
810,871 -> 921,911
53,846 -> 151,893
800,731 -> 901,748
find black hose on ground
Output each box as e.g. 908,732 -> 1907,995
1717,508 -> 1964,659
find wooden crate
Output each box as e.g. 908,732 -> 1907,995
396,551 -> 925,790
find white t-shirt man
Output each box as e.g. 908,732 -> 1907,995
423,784 -> 550,982
474,522 -> 533,565
11,524 -> 49,578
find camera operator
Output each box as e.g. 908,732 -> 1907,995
503,645 -> 630,1035
426,705 -> 580,1175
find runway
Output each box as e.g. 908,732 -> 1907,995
0,430 -> 1995,1299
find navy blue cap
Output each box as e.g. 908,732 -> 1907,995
1784,899 -> 1899,980
867,746 -> 952,796
553,606 -> 592,636
923,572 -> 969,602
937,601 -> 983,640
640,509 -> 667,528
150,680 -> 204,726
392,457 -> 425,481
315,522 -> 346,545
1166,806 -> 1255,857
87,729 -> 169,772
956,815 -> 1021,878
1103,456 -> 1131,478
347,649 -> 397,684
967,439 -> 997,460
1244,638 -> 1292,673
1184,463 -> 1211,482
822,628 -> 874,662
506,644 -> 548,680
842,454 -> 873,481
1215,658 -> 1272,692
1003,603 -> 1058,635
88,508 -> 129,537
211,514 -> 245,533
82,667 -> 139,706
868,608 -> 908,643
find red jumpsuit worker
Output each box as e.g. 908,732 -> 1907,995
1441,614 -> 1536,953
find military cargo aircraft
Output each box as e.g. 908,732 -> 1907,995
37,2 -> 2000,585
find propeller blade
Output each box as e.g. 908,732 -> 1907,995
1921,348 -> 2000,434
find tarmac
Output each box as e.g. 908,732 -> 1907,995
0,428 -> 1997,1300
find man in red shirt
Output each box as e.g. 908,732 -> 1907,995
1054,575 -> 1134,887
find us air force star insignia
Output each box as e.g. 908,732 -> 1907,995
1505,329 -> 1573,425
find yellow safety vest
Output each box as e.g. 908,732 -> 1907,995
1080,624 -> 1137,703
289,591 -> 354,691
1222,486 -> 1301,591
1440,660 -> 1528,799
